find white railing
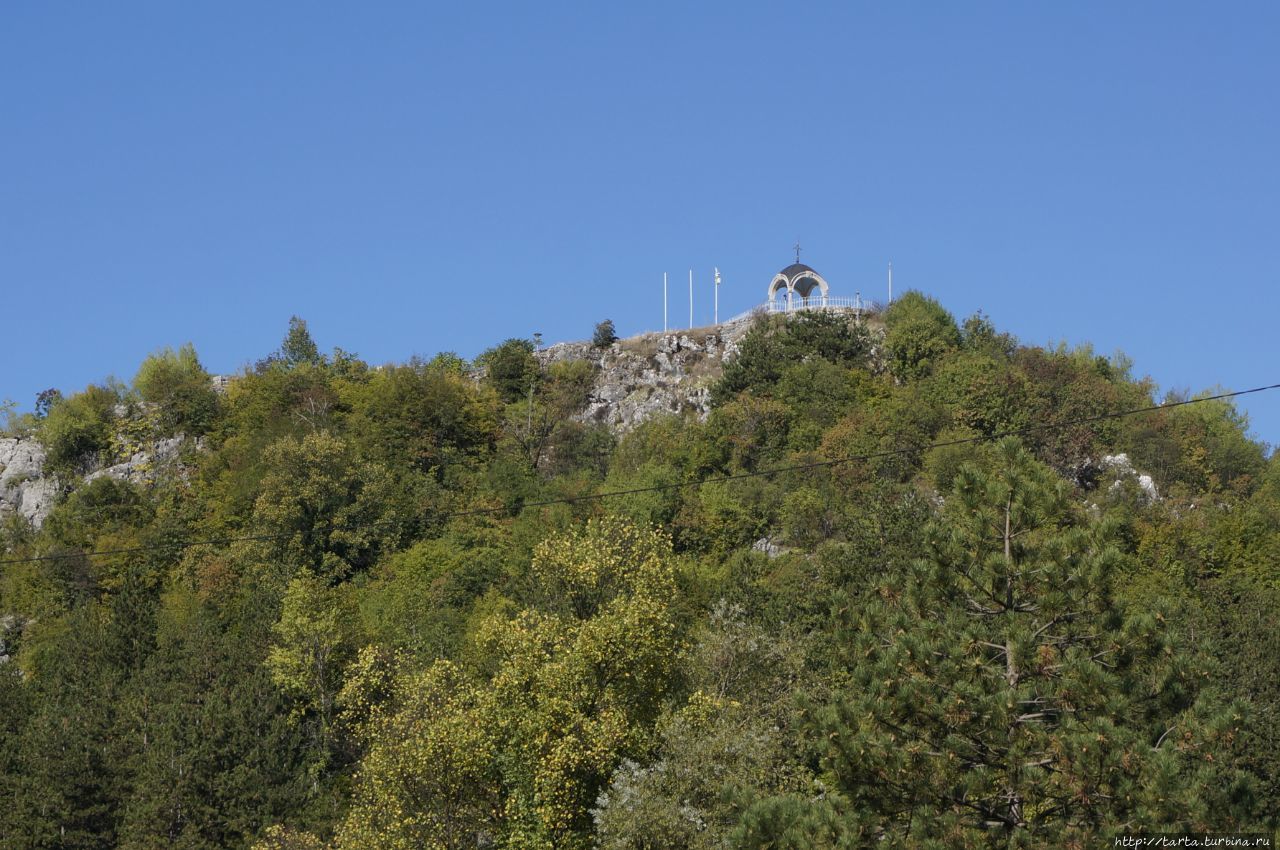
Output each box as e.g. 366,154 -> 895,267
725,295 -> 883,325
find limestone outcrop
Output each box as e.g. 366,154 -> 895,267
536,319 -> 753,432
1,433 -> 194,531
0,438 -> 57,529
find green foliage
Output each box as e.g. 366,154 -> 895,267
705,394 -> 791,471
115,587 -> 316,848
281,316 -> 323,366
480,338 -> 538,404
338,518 -> 684,849
743,440 -> 1260,846
133,343 -> 218,433
712,311 -> 871,404
883,289 -> 961,380
344,358 -> 498,475
961,309 -> 1017,357
39,382 -> 121,475
596,601 -> 813,850
592,319 -> 618,349
926,349 -> 1031,436
251,431 -> 420,581
267,570 -> 361,749
358,532 -> 506,662
773,359 -> 873,433
1,305 -> 1275,848
1192,575 -> 1280,822
1125,392 -> 1267,497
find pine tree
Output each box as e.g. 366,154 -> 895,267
592,319 -> 617,349
739,439 -> 1258,847
281,317 -> 323,367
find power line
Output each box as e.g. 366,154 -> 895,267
1,382 -> 1276,567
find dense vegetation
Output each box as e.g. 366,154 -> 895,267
0,300 -> 1276,848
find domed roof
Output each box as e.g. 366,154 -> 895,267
768,260 -> 831,300
778,262 -> 818,279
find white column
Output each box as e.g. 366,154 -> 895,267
714,267 -> 720,324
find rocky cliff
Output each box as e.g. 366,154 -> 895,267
0,433 -> 191,530
536,319 -> 755,432
0,439 -> 58,529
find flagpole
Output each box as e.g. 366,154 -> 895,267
688,269 -> 693,329
714,267 -> 721,324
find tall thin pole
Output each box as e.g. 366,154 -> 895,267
714,267 -> 721,324
663,273 -> 668,332
688,269 -> 693,329
888,261 -> 893,304
528,331 -> 541,440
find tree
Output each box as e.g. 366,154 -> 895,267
740,439 -> 1259,847
133,343 -> 218,433
34,388 -> 62,418
38,382 -> 121,475
592,319 -> 618,349
337,518 -> 684,850
882,290 -> 961,381
595,602 -> 812,850
267,570 -> 360,766
712,312 -> 871,405
281,316 -> 323,367
479,338 -> 538,404
5,606 -> 128,849
251,432 -> 416,581
344,359 -> 498,475
115,587 -> 317,848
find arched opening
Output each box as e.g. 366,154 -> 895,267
767,275 -> 791,310
765,263 -> 832,313
792,274 -> 821,299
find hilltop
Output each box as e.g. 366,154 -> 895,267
0,294 -> 1276,848
0,308 -> 877,528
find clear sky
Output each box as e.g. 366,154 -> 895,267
3,3 -> 1278,444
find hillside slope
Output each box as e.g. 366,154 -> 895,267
0,297 -> 1276,848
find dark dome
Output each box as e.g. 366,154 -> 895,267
767,261 -> 831,301
778,262 -> 817,278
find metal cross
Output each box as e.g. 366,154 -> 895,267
794,241 -> 802,264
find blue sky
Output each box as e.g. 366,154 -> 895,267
3,3 -> 1278,444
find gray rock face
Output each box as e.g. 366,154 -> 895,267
84,435 -> 188,488
1,433 -> 195,532
0,438 -> 57,529
1100,453 -> 1159,502
537,320 -> 755,433
751,536 -> 785,558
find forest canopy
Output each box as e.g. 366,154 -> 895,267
0,302 -> 1276,848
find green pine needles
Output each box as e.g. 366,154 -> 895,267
737,439 -> 1256,848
